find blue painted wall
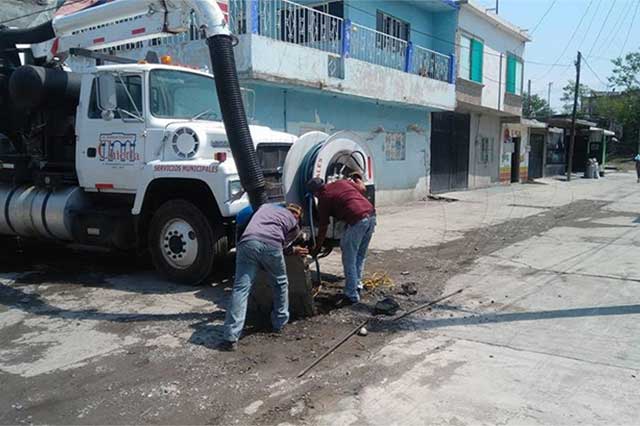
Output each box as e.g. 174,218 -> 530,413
431,10 -> 458,56
345,1 -> 434,50
293,0 -> 458,56
246,83 -> 432,193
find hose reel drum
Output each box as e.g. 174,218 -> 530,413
282,130 -> 374,208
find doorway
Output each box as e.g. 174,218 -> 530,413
528,132 -> 544,179
430,112 -> 470,193
510,137 -> 521,183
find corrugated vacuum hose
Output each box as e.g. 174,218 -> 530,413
207,34 -> 268,210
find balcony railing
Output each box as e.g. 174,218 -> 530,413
410,45 -> 451,82
349,23 -> 407,71
230,0 -> 343,55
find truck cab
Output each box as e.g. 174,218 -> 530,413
76,63 -> 295,218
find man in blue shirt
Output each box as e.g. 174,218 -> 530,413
220,203 -> 308,351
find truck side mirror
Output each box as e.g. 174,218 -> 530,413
97,73 -> 117,119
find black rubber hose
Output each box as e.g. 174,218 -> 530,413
207,35 -> 267,210
0,21 -> 55,45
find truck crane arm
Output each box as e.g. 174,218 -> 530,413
0,0 -> 268,210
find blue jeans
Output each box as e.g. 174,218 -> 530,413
223,240 -> 290,342
340,215 -> 376,302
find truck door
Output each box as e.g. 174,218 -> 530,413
76,73 -> 145,192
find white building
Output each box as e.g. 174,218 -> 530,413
430,0 -> 530,192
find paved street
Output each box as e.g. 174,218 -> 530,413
313,173 -> 640,425
2,172 -> 640,424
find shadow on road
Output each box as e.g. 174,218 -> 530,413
0,281 -> 226,323
391,303 -> 640,331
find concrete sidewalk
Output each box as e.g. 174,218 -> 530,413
310,172 -> 640,425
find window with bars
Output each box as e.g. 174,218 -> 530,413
376,10 -> 410,41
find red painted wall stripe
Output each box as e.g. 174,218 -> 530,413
93,37 -> 105,44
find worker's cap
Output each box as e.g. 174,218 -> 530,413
286,203 -> 303,218
306,178 -> 325,193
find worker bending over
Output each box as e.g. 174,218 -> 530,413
221,203 -> 308,351
308,174 -> 376,305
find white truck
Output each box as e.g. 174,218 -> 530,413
0,0 -> 375,284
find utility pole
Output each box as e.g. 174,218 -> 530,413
527,79 -> 532,118
567,51 -> 581,182
547,82 -> 553,115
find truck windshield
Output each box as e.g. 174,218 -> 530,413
149,69 -> 221,120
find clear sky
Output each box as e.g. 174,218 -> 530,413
475,0 -> 640,113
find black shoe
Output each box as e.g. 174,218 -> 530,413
218,340 -> 237,352
335,296 -> 357,308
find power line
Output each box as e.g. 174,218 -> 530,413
619,0 -> 640,57
585,0 -> 617,58
576,0 -> 601,52
530,0 -> 594,82
347,3 -> 566,66
595,1 -> 628,57
582,56 -> 609,88
529,0 -> 558,35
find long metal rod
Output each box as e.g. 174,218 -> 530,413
392,288 -> 464,322
297,319 -> 369,378
297,288 -> 463,378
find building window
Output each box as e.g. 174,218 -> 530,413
460,34 -> 483,83
312,1 -> 344,18
384,132 -> 406,161
480,137 -> 490,164
376,10 -> 410,41
506,54 -> 523,95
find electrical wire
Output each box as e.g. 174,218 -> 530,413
594,1 -> 628,58
586,0 -> 617,59
346,3 -> 567,67
582,56 -> 609,89
530,0 -> 594,82
529,0 -> 558,35
619,0 -> 640,58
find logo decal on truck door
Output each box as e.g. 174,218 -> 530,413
98,133 -> 141,164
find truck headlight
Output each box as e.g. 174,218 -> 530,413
228,180 -> 244,198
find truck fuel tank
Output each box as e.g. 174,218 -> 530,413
0,184 -> 89,240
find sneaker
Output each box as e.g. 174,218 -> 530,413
218,340 -> 237,352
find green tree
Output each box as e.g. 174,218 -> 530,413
597,51 -> 640,152
524,94 -> 554,118
609,52 -> 640,90
560,80 -> 592,115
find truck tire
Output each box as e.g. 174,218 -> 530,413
148,199 -> 216,285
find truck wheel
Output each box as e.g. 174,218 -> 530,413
149,200 -> 215,285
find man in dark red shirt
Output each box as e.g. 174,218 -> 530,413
308,175 -> 376,304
